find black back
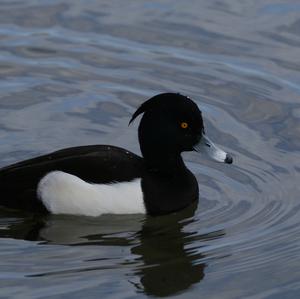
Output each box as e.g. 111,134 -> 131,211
0,145 -> 143,212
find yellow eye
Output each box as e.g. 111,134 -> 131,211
181,122 -> 188,129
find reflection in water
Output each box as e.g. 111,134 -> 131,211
131,203 -> 207,297
0,210 -> 144,244
0,210 -> 45,241
0,204 -> 224,297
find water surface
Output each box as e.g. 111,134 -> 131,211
0,1 -> 300,298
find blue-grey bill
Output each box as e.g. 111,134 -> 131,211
194,134 -> 233,164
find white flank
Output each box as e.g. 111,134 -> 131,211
37,171 -> 146,216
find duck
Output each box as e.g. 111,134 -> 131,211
0,93 -> 232,216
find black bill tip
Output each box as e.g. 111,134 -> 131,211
225,154 -> 233,164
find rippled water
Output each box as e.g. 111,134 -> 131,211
1,1 -> 300,298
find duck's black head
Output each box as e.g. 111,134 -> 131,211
130,93 -> 233,168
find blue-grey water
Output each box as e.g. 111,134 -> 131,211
0,1 -> 300,298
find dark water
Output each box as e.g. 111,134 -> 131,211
0,1 -> 300,298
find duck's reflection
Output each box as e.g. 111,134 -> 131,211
0,205 -> 224,297
131,203 -> 206,297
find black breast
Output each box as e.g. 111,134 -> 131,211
141,168 -> 199,215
